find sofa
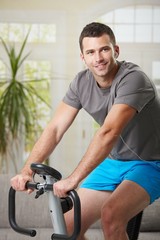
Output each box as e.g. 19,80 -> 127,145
0,174 -> 160,240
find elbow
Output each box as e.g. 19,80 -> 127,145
45,124 -> 63,145
97,126 -> 120,146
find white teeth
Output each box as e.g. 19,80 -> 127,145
95,63 -> 106,67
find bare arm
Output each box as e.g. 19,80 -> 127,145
54,103 -> 137,196
11,101 -> 79,190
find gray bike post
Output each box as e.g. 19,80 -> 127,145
46,175 -> 67,235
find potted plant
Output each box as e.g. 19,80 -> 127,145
0,31 -> 50,173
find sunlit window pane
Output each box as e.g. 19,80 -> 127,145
40,24 -> 56,42
24,60 -> 51,82
0,61 -> 7,95
23,60 -> 51,153
24,61 -> 38,80
97,6 -> 160,43
0,60 -> 6,78
153,24 -> 160,42
0,23 -> 56,43
152,61 -> 160,80
23,60 -> 51,113
9,23 -> 23,42
115,24 -> 134,42
135,7 -> 152,23
153,8 -> 160,23
135,24 -> 152,42
28,24 -> 39,42
0,23 -> 8,41
115,8 -> 134,23
24,24 -> 32,36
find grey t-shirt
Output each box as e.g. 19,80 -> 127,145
63,61 -> 160,160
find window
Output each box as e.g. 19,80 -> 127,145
152,61 -> 160,96
0,61 -> 6,79
24,60 -> 51,113
97,5 -> 160,43
23,60 -> 51,154
152,61 -> 160,80
0,23 -> 56,43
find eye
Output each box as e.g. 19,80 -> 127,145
102,47 -> 109,52
86,50 -> 94,55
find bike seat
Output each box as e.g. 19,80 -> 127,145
30,163 -> 62,180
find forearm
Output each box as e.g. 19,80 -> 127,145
69,127 -> 119,184
53,127 -> 119,197
21,125 -> 62,176
20,103 -> 79,176
69,104 -> 136,185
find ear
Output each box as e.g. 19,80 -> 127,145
80,52 -> 84,60
80,53 -> 86,64
114,45 -> 119,59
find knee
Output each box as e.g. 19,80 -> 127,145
101,203 -> 125,237
101,203 -> 116,235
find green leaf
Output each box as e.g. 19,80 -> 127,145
0,29 -> 51,173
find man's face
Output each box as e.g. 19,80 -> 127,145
80,34 -> 119,79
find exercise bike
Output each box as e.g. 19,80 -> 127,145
8,163 -> 143,240
9,163 -> 81,240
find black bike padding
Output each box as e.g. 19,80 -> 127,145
30,163 -> 62,180
127,211 -> 143,240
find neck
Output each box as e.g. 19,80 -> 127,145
95,62 -> 119,89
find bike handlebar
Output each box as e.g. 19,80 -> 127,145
8,187 -> 36,237
8,186 -> 81,240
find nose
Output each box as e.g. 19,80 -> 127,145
95,51 -> 103,62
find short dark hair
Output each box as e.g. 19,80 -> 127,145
79,22 -> 116,52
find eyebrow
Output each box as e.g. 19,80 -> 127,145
85,45 -> 111,53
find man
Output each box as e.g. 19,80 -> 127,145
11,22 -> 160,240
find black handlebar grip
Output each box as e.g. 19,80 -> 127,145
51,190 -> 81,240
25,181 -> 39,190
8,187 -> 36,237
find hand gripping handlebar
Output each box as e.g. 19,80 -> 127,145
8,163 -> 81,240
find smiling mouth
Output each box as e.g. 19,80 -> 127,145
95,62 -> 107,69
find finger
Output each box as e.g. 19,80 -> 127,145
10,177 -> 20,190
53,184 -> 63,197
53,184 -> 60,197
11,175 -> 31,191
27,189 -> 33,194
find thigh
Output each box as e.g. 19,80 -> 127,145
124,160 -> 160,204
102,180 -> 150,224
65,188 -> 112,233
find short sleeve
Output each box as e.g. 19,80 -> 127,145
63,75 -> 82,109
114,71 -> 155,112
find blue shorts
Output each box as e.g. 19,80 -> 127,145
80,158 -> 160,204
